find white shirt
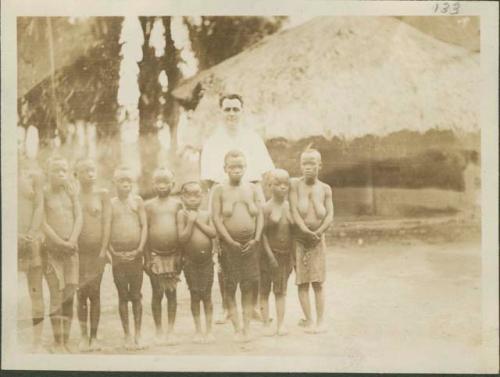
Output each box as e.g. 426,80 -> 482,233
200,125 -> 274,183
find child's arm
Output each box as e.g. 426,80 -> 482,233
27,173 -> 44,240
211,185 -> 241,249
289,179 -> 317,239
42,191 -> 71,250
262,233 -> 278,269
313,185 -> 334,236
194,213 -> 217,239
67,189 -> 83,250
99,189 -> 111,260
242,185 -> 264,254
135,197 -> 148,257
177,208 -> 196,244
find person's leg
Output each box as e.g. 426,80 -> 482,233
88,272 -> 104,350
275,293 -> 287,335
112,265 -> 132,348
311,282 -> 325,332
190,291 -> 203,342
259,271 -> 271,324
165,287 -> 178,345
298,283 -> 313,331
130,261 -> 144,349
45,269 -> 64,352
61,283 -> 77,349
241,279 -> 258,341
224,280 -> 240,334
202,290 -> 214,342
26,265 -> 44,349
149,274 -> 163,341
77,285 -> 90,350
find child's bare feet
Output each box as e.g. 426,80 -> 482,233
166,333 -> 179,346
89,338 -> 102,352
277,325 -> 289,336
78,337 -> 90,352
135,336 -> 147,350
241,331 -> 253,343
124,335 -> 135,350
233,331 -> 245,342
204,332 -> 215,344
49,343 -> 66,354
153,332 -> 164,346
193,332 -> 204,344
313,323 -> 327,334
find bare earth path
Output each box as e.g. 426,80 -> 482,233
16,219 -> 483,372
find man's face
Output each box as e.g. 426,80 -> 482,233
153,175 -> 173,197
49,161 -> 69,186
224,156 -> 246,182
272,174 -> 290,198
300,153 -> 321,179
181,183 -> 202,209
221,98 -> 242,127
77,162 -> 97,186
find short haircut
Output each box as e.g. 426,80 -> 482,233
271,168 -> 290,182
113,165 -> 134,181
47,155 -> 68,170
219,93 -> 244,108
224,149 -> 246,165
180,181 -> 202,193
300,148 -> 322,163
75,158 -> 96,174
152,166 -> 174,182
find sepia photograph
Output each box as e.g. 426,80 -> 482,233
2,0 -> 499,373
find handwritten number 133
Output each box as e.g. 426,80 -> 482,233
433,2 -> 460,15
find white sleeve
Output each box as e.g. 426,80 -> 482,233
246,132 -> 275,181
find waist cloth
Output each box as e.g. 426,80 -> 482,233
295,234 -> 326,285
220,233 -> 260,285
149,248 -> 181,292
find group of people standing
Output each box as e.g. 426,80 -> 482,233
17,94 -> 334,353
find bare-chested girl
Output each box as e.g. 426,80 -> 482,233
18,154 -> 45,351
109,166 -> 147,350
43,156 -> 83,353
260,169 -> 295,336
144,167 -> 183,345
75,159 -> 111,352
212,150 -> 263,342
289,149 -> 333,334
178,181 -> 217,343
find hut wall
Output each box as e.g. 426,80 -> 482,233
266,129 -> 480,218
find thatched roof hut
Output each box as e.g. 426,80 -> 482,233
172,17 -> 479,147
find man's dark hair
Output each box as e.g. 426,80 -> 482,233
219,93 -> 244,108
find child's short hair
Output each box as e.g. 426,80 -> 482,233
219,93 -> 244,108
300,148 -> 322,163
152,166 -> 174,182
113,165 -> 134,181
224,149 -> 246,165
271,168 -> 290,182
46,155 -> 68,171
180,181 -> 202,194
75,158 -> 96,174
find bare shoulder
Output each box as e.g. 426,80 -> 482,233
98,188 -> 110,200
144,197 -> 156,210
289,177 -> 301,188
319,181 -> 332,194
133,194 -> 145,205
263,200 -> 273,214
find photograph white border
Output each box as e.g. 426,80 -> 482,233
2,0 -> 498,373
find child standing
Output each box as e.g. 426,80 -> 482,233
144,167 -> 182,345
178,181 -> 217,343
259,169 -> 295,336
211,150 -> 264,342
18,155 -> 45,351
289,149 -> 333,334
109,166 -> 147,350
75,159 -> 111,352
42,156 -> 82,353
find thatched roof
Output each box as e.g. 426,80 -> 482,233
172,17 -> 479,147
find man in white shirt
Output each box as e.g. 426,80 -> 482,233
200,94 -> 274,324
200,94 -> 274,185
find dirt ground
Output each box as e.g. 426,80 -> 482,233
16,217 -> 483,372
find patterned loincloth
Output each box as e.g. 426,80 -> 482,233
295,235 -> 326,285
150,251 -> 181,292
